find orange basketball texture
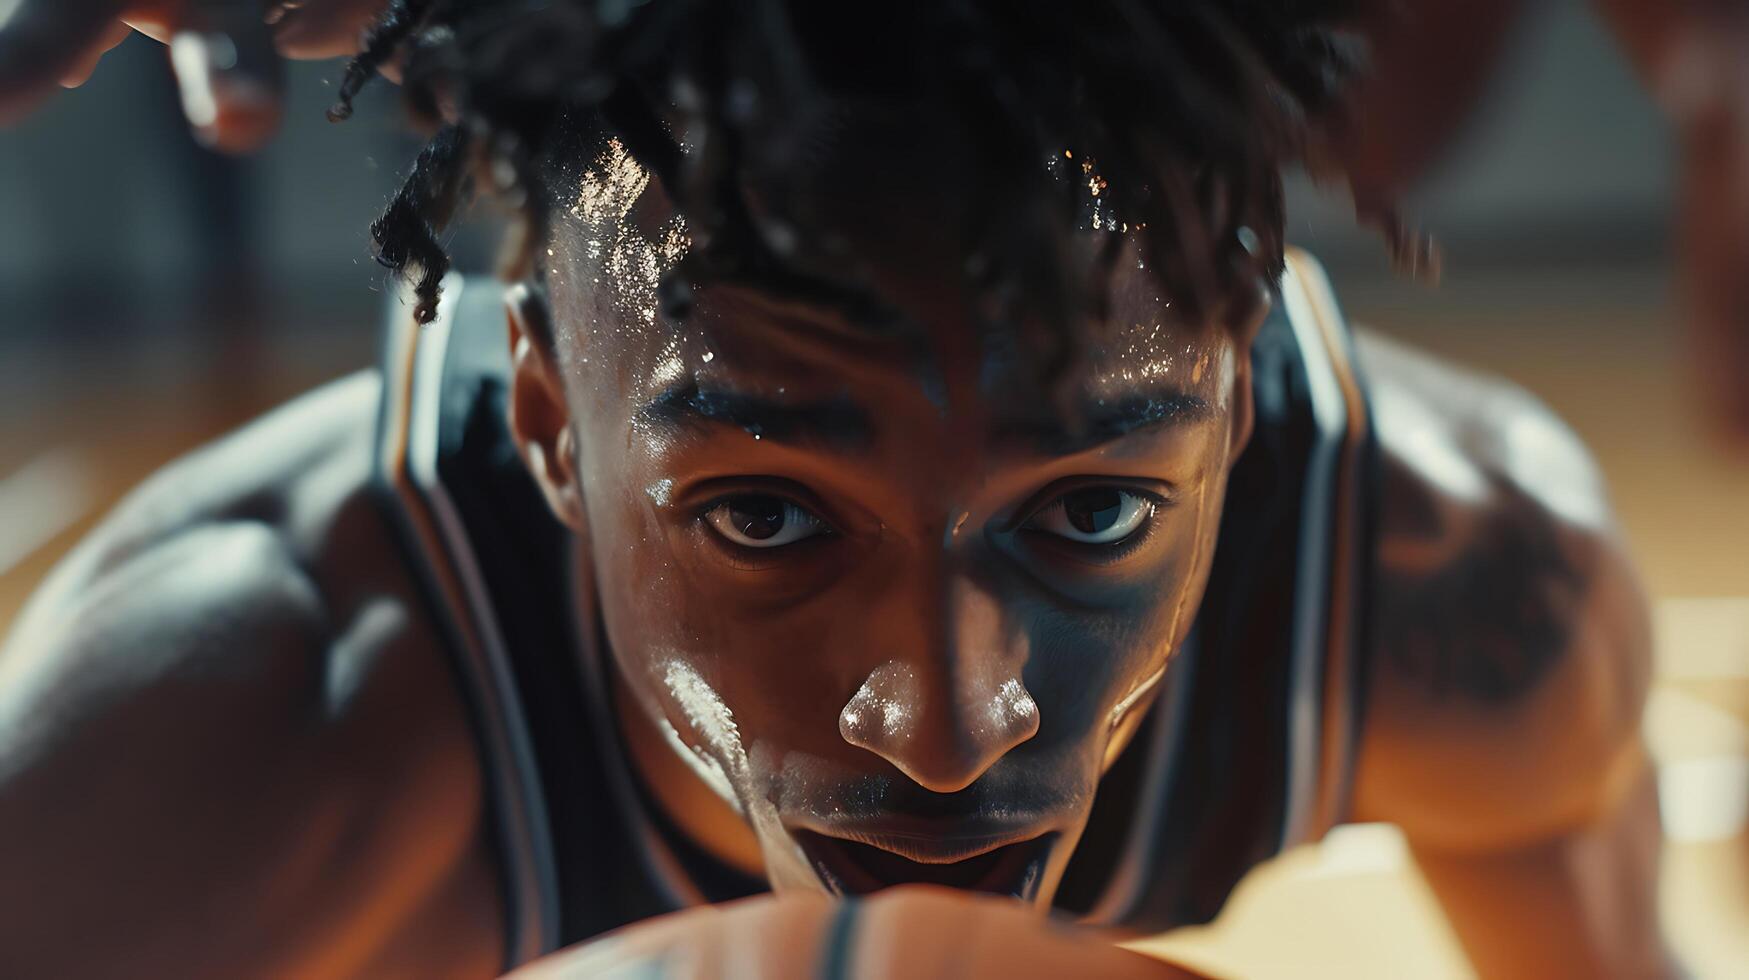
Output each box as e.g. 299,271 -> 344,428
508,886 -> 1212,980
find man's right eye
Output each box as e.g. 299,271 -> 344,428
703,495 -> 829,548
1022,486 -> 1158,546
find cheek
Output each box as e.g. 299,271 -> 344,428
585,476 -> 847,790
1020,577 -> 1189,751
587,500 -> 774,823
1024,453 -> 1231,751
580,463 -> 705,722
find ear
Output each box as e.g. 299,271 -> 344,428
1228,348 -> 1256,465
505,282 -> 586,531
1224,283 -> 1269,466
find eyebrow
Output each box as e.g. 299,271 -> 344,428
997,390 -> 1214,456
639,383 -> 877,453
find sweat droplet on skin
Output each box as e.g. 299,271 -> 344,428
986,678 -> 1038,733
841,662 -> 918,741
660,659 -> 816,892
648,333 -> 686,389
947,510 -> 970,545
568,138 -> 692,330
1107,661 -> 1167,729
656,714 -> 742,814
663,661 -> 749,788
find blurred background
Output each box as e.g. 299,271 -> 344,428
1,0 -> 1745,976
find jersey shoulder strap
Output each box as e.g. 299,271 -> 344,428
373,278 -> 672,966
374,258 -> 1379,946
1060,249 -> 1378,930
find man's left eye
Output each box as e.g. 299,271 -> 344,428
1024,487 -> 1156,545
703,494 -> 828,548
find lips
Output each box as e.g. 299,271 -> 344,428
795,828 -> 1056,900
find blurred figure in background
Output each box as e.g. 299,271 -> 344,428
7,0 -> 1743,435
1339,0 -> 1749,444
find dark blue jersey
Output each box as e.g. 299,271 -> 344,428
374,251 -> 1378,971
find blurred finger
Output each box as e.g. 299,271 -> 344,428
268,0 -> 386,60
0,0 -> 125,122
167,0 -> 285,152
59,20 -> 135,88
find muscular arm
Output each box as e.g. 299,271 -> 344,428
1,524 -> 345,976
0,376 -> 497,979
1352,333 -> 1674,978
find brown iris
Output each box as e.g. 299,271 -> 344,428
727,495 -> 788,541
1062,488 -> 1125,535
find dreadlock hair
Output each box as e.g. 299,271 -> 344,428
332,0 -> 1376,369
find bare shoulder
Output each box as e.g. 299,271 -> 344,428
0,371 -> 493,977
12,369 -> 382,600
1350,331 -> 1652,851
1,370 -> 386,732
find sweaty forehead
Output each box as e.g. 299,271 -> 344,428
542,129 -> 1233,423
978,235 -> 1229,401
553,265 -> 1232,461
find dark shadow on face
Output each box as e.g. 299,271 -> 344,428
531,132 -> 1257,905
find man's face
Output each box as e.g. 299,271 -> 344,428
534,139 -> 1252,907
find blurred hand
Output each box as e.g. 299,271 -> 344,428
509,886 -> 1214,980
1343,0 -> 1749,446
1613,2 -> 1749,448
0,0 -> 388,152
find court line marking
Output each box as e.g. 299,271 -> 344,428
1307,823 -> 1408,879
1645,687 -> 1748,761
0,450 -> 93,578
1654,597 -> 1749,680
1660,756 -> 1749,843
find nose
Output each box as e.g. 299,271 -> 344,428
838,577 -> 1040,793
